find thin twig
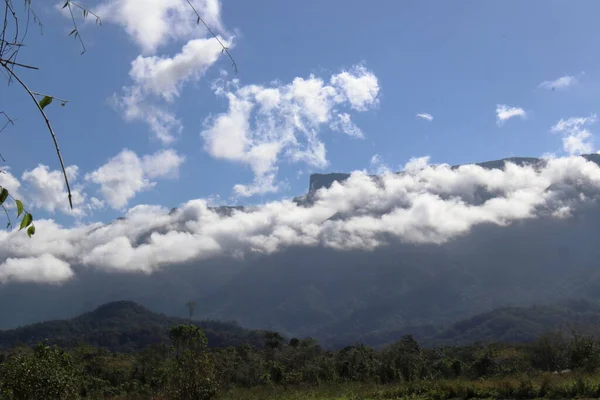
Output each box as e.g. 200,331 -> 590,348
0,111 -> 14,134
0,61 -> 73,209
0,58 -> 37,69
69,1 -> 101,25
65,1 -> 85,54
1,204 -> 10,228
185,0 -> 237,74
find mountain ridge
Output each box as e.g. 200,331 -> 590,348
0,300 -> 266,353
3,299 -> 600,351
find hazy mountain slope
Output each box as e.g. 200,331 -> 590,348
194,206 -> 600,338
3,155 -> 600,343
3,299 -> 600,353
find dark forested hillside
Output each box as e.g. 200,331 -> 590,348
349,299 -> 600,349
0,301 -> 265,352
3,299 -> 600,353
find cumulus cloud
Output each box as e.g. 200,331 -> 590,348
3,155 -> 600,284
403,156 -> 430,172
0,253 -> 73,284
551,114 -> 597,155
416,113 -> 433,121
539,74 -> 582,91
201,64 -> 380,196
496,104 -> 526,125
0,168 -> 22,199
21,165 -> 87,217
85,149 -> 185,209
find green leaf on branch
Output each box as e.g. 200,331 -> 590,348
15,199 -> 23,217
19,213 -> 32,230
27,225 -> 35,238
39,96 -> 53,110
0,188 -> 8,205
62,1 -> 69,8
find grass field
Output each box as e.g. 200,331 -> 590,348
219,373 -> 600,399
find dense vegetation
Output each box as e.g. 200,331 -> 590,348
3,302 -> 600,399
3,323 -> 600,399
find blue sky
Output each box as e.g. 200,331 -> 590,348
2,0 -> 600,227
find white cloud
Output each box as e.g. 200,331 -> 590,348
2,155 -> 600,282
115,36 -> 232,144
0,168 -> 22,199
0,253 -> 73,284
330,113 -> 364,138
416,113 -> 433,121
496,104 -> 526,125
369,153 -> 390,175
370,154 -> 382,166
85,149 -> 185,209
403,156 -> 430,172
129,37 -> 232,102
142,148 -> 186,179
201,64 -> 380,196
551,115 -> 597,155
21,165 -> 87,217
94,0 -> 225,54
330,65 -> 380,111
94,0 -> 234,144
539,74 -> 580,90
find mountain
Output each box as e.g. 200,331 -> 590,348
3,155 -> 600,347
0,301 -> 265,353
194,154 -> 600,339
351,299 -> 600,349
3,299 -> 600,353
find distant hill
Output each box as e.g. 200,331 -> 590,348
346,299 -> 600,349
0,301 -> 266,353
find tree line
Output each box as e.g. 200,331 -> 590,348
2,324 -> 600,399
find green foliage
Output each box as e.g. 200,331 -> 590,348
164,324 -> 218,400
14,199 -> 23,217
39,96 -> 53,110
0,186 -> 34,235
0,188 -> 8,205
0,342 -> 81,399
3,302 -> 600,399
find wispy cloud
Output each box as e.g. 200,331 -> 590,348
551,114 -> 597,155
539,73 -> 582,91
88,0 -> 235,144
496,104 -> 526,125
416,113 -> 433,121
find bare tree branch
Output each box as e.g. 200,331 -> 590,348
185,0 -> 238,75
0,60 -> 73,210
0,58 -> 37,69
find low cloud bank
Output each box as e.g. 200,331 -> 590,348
1,155 -> 600,284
